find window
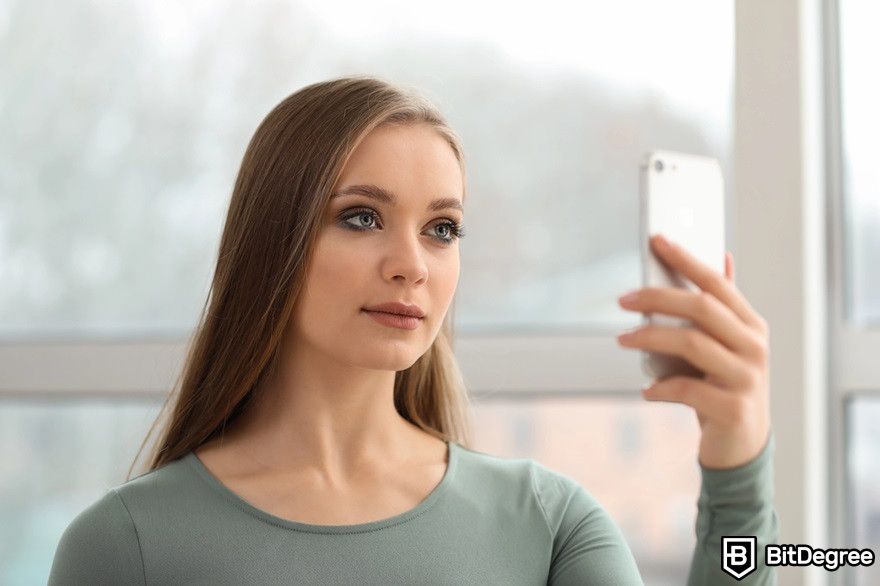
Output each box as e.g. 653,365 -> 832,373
837,1 -> 880,326
832,1 -> 880,584
847,395 -> 880,586
0,0 -> 733,336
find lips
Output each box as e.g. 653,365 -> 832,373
361,301 -> 425,318
363,310 -> 422,330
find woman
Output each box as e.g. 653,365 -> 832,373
49,75 -> 777,584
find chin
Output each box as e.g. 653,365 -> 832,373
357,345 -> 425,371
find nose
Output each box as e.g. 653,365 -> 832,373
381,230 -> 429,285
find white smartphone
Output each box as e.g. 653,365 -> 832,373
639,150 -> 726,381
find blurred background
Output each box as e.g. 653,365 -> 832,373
0,0 -> 877,585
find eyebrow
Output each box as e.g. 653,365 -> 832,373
331,184 -> 463,212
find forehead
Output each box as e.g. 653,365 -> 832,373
334,123 -> 463,200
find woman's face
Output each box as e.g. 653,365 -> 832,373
292,122 -> 464,371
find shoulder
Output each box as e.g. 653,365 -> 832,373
528,459 -> 605,525
454,443 -> 606,528
111,453 -> 195,505
454,444 -> 639,581
48,489 -> 145,585
453,442 -> 542,493
48,455 -> 194,586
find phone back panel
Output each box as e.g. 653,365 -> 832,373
639,150 -> 726,380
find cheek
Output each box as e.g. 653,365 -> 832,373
443,258 -> 460,293
432,258 -> 460,311
301,238 -> 365,314
313,232 -> 363,277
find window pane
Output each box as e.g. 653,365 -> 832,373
839,1 -> 880,325
1,0 -> 732,337
470,396 -> 701,585
1,399 -> 163,585
847,395 -> 880,586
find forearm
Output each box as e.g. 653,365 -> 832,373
686,431 -> 779,585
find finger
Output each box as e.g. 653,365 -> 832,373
619,325 -> 754,388
651,235 -> 763,331
642,375 -> 740,423
622,287 -> 764,359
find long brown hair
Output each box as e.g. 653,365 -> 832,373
127,75 -> 473,480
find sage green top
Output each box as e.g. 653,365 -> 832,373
49,432 -> 778,585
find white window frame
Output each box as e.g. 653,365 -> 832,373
734,1 -> 831,585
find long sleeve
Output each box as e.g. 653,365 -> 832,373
686,431 -> 779,585
48,488 -> 146,586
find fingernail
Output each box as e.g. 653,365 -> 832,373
617,328 -> 638,341
619,290 -> 640,304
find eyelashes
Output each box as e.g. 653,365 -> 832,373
337,207 -> 466,245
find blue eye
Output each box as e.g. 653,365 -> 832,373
338,207 -> 465,245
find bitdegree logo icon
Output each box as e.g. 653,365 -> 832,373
722,536 -> 757,580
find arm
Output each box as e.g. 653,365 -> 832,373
48,488 -> 146,585
687,431 -> 779,585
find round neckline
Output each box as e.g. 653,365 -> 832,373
183,440 -> 459,535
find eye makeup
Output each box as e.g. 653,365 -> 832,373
336,206 -> 465,245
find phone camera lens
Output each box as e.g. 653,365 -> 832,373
654,160 -> 664,172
